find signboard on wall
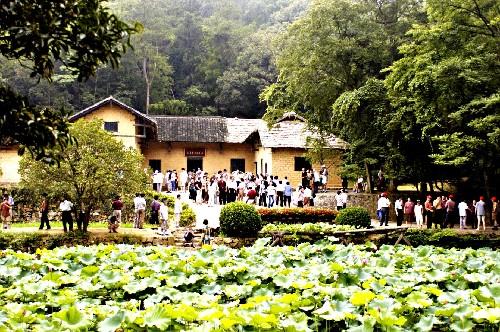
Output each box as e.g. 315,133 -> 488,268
185,148 -> 205,157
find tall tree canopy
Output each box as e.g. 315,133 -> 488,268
0,0 -> 140,161
385,0 -> 500,193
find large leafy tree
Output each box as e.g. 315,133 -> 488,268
385,0 -> 500,194
261,0 -> 423,129
0,0 -> 140,161
19,120 -> 149,231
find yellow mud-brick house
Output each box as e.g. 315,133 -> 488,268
0,97 -> 347,187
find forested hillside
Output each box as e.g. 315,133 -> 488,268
0,0 -> 309,118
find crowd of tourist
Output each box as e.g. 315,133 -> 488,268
377,193 -> 499,230
151,166 -> 329,208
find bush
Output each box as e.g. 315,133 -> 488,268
336,207 -> 371,229
258,208 -> 337,224
180,203 -> 196,227
220,202 -> 262,237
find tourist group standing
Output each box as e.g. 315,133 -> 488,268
377,193 -> 498,230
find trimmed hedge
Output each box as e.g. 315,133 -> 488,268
179,203 -> 196,227
0,232 -> 145,253
220,202 -> 262,237
258,208 -> 337,224
384,228 -> 500,249
335,207 -> 371,229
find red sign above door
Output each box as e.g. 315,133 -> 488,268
185,148 -> 205,157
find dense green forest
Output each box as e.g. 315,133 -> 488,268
0,0 -> 309,118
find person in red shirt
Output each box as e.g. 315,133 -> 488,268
246,187 -> 257,205
111,196 -> 124,224
403,198 -> 415,225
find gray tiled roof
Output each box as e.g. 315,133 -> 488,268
151,116 -> 228,142
151,113 -> 347,149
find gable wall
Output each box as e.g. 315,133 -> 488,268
81,104 -> 140,149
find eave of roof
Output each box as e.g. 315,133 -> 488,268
68,96 -> 156,126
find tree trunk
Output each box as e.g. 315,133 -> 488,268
142,57 -> 151,114
483,169 -> 491,197
364,161 -> 372,193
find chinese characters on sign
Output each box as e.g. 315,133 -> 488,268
185,148 -> 205,157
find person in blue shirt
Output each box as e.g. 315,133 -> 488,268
283,182 -> 292,207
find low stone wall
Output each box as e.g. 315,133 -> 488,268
315,192 -> 396,220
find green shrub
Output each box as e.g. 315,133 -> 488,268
258,208 -> 337,224
335,207 -> 371,229
220,202 -> 262,237
180,204 -> 196,227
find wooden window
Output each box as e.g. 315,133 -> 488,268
104,121 -> 118,132
294,157 -> 311,171
230,159 -> 245,172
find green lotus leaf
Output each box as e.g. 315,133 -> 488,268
0,266 -> 21,279
52,306 -> 91,329
350,290 -> 376,306
123,277 -> 160,294
224,284 -> 253,299
450,318 -> 474,332
313,300 -> 356,321
472,308 -> 500,323
97,310 -> 125,332
280,312 -> 311,332
414,315 -> 441,332
78,253 -> 96,265
142,305 -> 172,329
274,274 -> 293,288
345,316 -> 376,332
406,291 -> 433,308
99,270 -> 122,285
80,265 -> 100,277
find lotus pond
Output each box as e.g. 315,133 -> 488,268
0,240 -> 498,331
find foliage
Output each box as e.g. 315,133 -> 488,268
391,228 -> 500,249
0,0 -> 140,161
258,207 -> 337,224
385,0 -> 500,193
262,0 -> 424,129
0,243 -> 498,330
180,204 -> 196,227
0,232 -> 144,253
220,202 -> 262,237
0,0 -> 307,118
19,120 -> 149,230
260,222 -> 354,234
335,207 -> 372,229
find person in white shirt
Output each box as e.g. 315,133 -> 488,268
180,168 -> 188,192
414,200 -> 424,228
267,183 -> 276,208
335,190 -> 343,211
303,186 -> 312,206
152,170 -> 163,192
59,196 -> 74,233
378,193 -> 391,226
340,190 -> 348,209
458,200 -> 469,230
208,180 -> 218,206
134,193 -> 146,229
174,194 -> 182,228
159,198 -> 170,236
395,198 -> 404,226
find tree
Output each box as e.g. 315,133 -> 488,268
19,120 -> 149,231
261,0 -> 400,129
0,0 -> 140,162
385,0 -> 500,194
